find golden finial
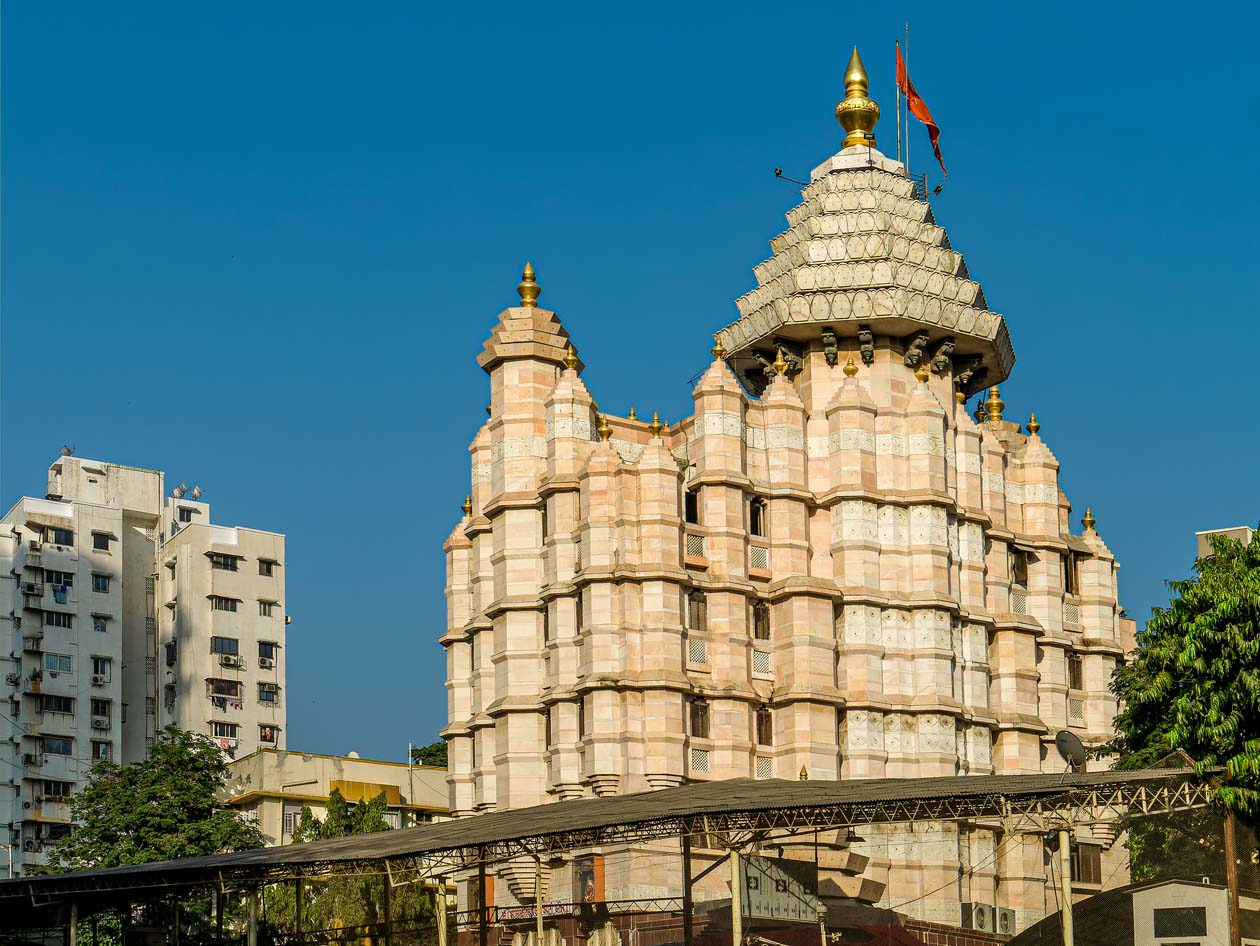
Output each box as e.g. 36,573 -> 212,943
628,407 -> 638,420
772,348 -> 789,376
648,411 -> 664,439
712,335 -> 727,361
799,766 -> 809,781
985,385 -> 1005,424
1027,412 -> 1041,436
1082,507 -> 1097,532
843,353 -> 859,378
915,364 -> 930,384
835,47 -> 880,149
562,344 -> 579,371
516,261 -> 540,307
974,405 -> 989,423
461,495 -> 472,516
955,391 -> 966,405
597,415 -> 613,442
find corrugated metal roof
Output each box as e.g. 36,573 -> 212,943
0,769 -> 1204,907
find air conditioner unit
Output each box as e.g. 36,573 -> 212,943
962,903 -> 996,933
29,541 -> 43,552
91,717 -> 109,730
996,908 -> 1016,936
5,672 -> 19,686
22,800 -> 31,809
219,655 -> 240,668
23,840 -> 37,852
258,657 -> 274,669
21,753 -> 37,766
91,674 -> 105,686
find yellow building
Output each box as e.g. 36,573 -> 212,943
224,748 -> 448,845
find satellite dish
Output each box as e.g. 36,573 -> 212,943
1055,730 -> 1087,769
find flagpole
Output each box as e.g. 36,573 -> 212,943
904,21 -> 911,175
895,40 -> 902,164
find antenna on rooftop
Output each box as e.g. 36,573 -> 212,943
61,444 -> 74,457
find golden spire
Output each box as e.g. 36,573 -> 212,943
974,404 -> 989,423
711,334 -> 727,361
648,411 -> 664,439
799,766 -> 809,781
985,385 -> 1005,424
461,495 -> 472,516
843,353 -> 859,378
1027,412 -> 1041,435
597,415 -> 613,442
517,261 -> 540,307
955,391 -> 966,405
628,407 -> 638,420
562,344 -> 579,371
1082,507 -> 1097,532
915,364 -> 929,384
772,348 -> 789,376
835,47 -> 880,149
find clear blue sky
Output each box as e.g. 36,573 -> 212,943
4,3 -> 1257,762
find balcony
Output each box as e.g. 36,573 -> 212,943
22,634 -> 45,653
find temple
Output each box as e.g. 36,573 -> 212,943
441,47 -> 1136,937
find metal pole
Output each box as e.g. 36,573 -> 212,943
682,835 -> 694,946
296,877 -> 304,946
534,857 -> 544,944
895,40 -> 902,165
1057,829 -> 1073,946
247,890 -> 258,946
478,852 -> 489,946
69,902 -> 79,946
730,850 -> 742,946
407,742 -> 414,828
1225,806 -> 1242,946
436,879 -> 448,946
383,869 -> 393,946
904,22 -> 911,175
816,905 -> 827,946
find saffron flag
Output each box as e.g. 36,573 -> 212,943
896,42 -> 947,176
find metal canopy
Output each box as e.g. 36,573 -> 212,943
0,768 -> 1215,910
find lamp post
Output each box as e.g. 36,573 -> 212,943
0,840 -> 13,879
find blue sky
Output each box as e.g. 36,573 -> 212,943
3,3 -> 1257,762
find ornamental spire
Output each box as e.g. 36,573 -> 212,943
517,261 -> 540,307
835,47 -> 880,149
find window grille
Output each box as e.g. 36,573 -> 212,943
690,748 -> 710,773
687,638 -> 708,665
752,650 -> 772,676
748,546 -> 769,571
685,533 -> 707,558
754,756 -> 774,779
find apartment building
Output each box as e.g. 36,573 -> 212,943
157,495 -> 287,757
223,749 -> 448,845
2,454 -> 287,875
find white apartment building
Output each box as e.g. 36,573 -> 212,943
2,454 -> 287,875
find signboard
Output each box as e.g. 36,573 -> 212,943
741,855 -> 822,923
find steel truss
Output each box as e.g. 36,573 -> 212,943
1,771 -> 1219,904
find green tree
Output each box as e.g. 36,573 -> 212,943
265,790 -> 434,940
1108,526 -> 1260,883
43,726 -> 264,872
410,740 -> 447,767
